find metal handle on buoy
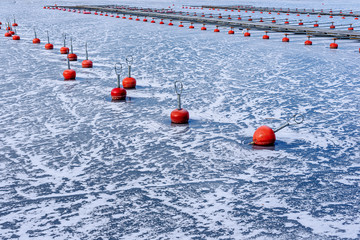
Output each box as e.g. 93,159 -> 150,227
46,30 -> 50,43
174,81 -> 183,110
85,42 -> 88,60
34,28 -> 37,38
70,37 -> 73,54
126,55 -> 133,78
67,58 -> 71,70
63,34 -> 66,47
273,113 -> 304,133
115,63 -> 122,88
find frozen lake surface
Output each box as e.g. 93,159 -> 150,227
0,0 -> 359,239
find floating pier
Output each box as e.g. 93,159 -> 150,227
47,5 -> 360,39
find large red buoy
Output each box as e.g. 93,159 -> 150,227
252,126 -> 276,146
179,21 -> 184,27
282,33 -> 290,42
32,28 -> 41,44
189,22 -> 194,29
60,34 -> 69,54
63,58 -> 76,80
82,42 -> 93,68
111,63 -> 127,100
45,31 -> 53,49
67,38 -> 77,61
251,114 -> 304,146
330,38 -> 338,49
304,35 -> 312,45
214,25 -> 220,32
228,27 -> 234,34
12,17 -> 18,27
263,31 -> 269,39
170,81 -> 189,124
122,56 -> 136,89
244,29 -> 251,37
5,31 -> 12,37
201,24 -> 207,30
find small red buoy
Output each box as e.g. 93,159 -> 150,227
122,14 -> 126,19
67,38 -> 77,61
122,56 -> 136,89
63,59 -> 76,80
32,28 -> 40,43
160,19 -> 164,24
248,17 -> 253,21
218,13 -> 222,19
168,20 -> 173,26
12,29 -> 20,40
179,21 -> 184,27
60,34 -> 69,54
348,24 -> 354,30
228,15 -> 232,20
329,15 -> 333,18
136,16 -> 140,21
314,21 -> 319,27
128,15 -> 133,20
82,42 -> 93,68
238,15 -> 241,20
214,25 -> 220,32
298,20 -> 303,25
304,35 -> 312,45
151,18 -> 155,23
244,29 -> 251,37
201,24 -> 207,30
228,27 -> 234,34
330,22 -> 335,29
330,38 -> 338,49
282,33 -> 290,42
143,17 -> 147,22
170,81 -> 189,124
252,125 -> 276,146
189,22 -> 194,29
262,31 -> 269,39
259,18 -> 264,22
111,63 -> 127,100
45,31 -> 53,49
271,18 -> 276,23
284,19 -> 289,24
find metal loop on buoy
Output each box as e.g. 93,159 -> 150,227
126,55 -> 133,66
274,113 -> 304,133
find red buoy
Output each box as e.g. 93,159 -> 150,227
214,25 -> 220,32
143,17 -> 147,22
45,31 -> 53,49
168,20 -> 173,26
170,81 -> 189,124
252,125 -> 276,146
179,21 -> 184,27
259,18 -> 264,22
348,24 -> 354,30
330,22 -> 335,29
284,19 -> 289,24
5,31 -> 12,37
189,22 -> 194,29
122,56 -> 136,89
244,29 -> 251,37
314,21 -> 319,27
160,19 -> 164,24
151,18 -> 155,23
136,16 -> 140,21
67,38 -> 77,61
12,32 -> 20,40
228,27 -> 234,34
60,34 -> 69,54
298,20 -> 303,25
282,33 -> 290,42
201,24 -> 207,30
122,14 -> 126,19
116,15 -> 120,18
330,38 -> 338,49
271,18 -> 276,23
263,31 -> 269,39
128,15 -> 133,20
304,35 -> 312,45
82,42 -> 93,68
32,28 -> 40,44
63,59 -> 76,80
111,63 -> 127,100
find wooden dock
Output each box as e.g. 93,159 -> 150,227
48,5 -> 360,39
